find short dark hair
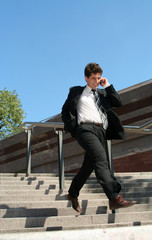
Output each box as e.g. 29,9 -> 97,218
84,63 -> 103,78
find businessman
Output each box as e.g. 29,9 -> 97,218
61,63 -> 136,213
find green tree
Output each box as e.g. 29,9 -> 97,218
0,88 -> 26,140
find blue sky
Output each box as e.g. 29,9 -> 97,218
0,0 -> 152,122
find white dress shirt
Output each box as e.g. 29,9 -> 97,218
76,85 -> 103,125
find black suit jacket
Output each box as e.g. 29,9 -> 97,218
61,85 -> 125,140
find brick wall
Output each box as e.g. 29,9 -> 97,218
114,150 -> 152,172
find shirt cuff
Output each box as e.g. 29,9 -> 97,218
103,82 -> 110,88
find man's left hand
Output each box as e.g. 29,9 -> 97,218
100,78 -> 109,87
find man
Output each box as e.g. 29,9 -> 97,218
61,63 -> 136,213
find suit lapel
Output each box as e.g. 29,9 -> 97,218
71,86 -> 85,104
70,86 -> 85,115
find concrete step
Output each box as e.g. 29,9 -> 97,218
1,174 -> 152,182
1,173 -> 152,181
0,191 -> 152,202
1,221 -> 152,234
0,189 -> 104,195
1,186 -> 152,195
1,182 -> 152,192
1,190 -> 150,202
1,211 -> 152,232
0,174 -> 152,182
1,178 -> 152,188
0,199 -> 108,209
0,173 -> 58,177
44,220 -> 152,232
1,196 -> 152,209
1,172 -> 152,233
0,193 -> 106,202
1,172 -> 152,177
1,203 -> 152,218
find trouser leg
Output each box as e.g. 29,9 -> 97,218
69,152 -> 93,198
69,124 -> 121,200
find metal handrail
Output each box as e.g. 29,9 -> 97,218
22,120 -> 152,132
124,120 -> 152,134
22,120 -> 152,190
22,122 -> 65,189
22,121 -> 64,130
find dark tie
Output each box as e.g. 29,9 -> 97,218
91,89 -> 108,130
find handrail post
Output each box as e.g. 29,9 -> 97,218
107,140 -> 115,214
26,129 -> 32,175
56,130 -> 64,190
107,140 -> 114,175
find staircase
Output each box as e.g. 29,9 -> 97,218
0,172 -> 152,233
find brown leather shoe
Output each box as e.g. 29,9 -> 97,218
67,194 -> 82,213
109,195 -> 137,210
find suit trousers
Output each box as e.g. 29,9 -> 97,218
68,123 -> 121,200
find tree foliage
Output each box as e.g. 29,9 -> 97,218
0,88 -> 26,140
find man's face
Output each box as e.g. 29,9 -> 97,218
85,73 -> 101,89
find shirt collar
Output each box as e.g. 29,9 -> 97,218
85,85 -> 99,93
85,85 -> 92,93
